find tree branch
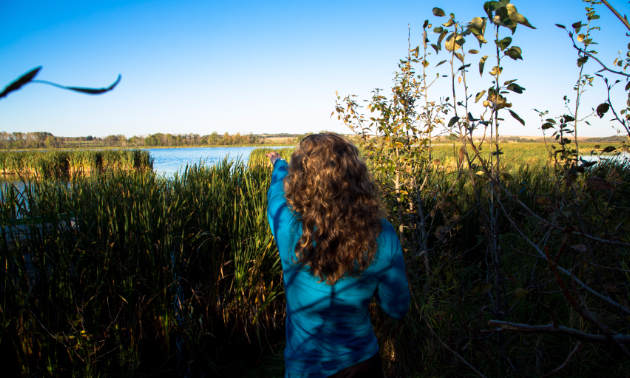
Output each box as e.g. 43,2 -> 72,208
545,244 -> 630,357
494,194 -> 630,315
601,0 -> 630,32
568,34 -> 630,78
488,320 -> 630,343
499,184 -> 630,248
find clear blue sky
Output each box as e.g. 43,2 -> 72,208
1,0 -> 628,138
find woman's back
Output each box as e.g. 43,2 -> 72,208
267,158 -> 409,378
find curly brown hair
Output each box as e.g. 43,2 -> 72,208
284,133 -> 384,285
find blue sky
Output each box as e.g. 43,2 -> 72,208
1,0 -> 628,138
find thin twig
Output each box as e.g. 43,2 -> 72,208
541,341 -> 585,378
545,244 -> 630,357
495,194 -> 630,315
488,321 -> 630,343
568,37 -> 630,78
410,288 -> 488,378
499,184 -> 630,248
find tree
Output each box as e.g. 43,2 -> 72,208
44,136 -> 56,149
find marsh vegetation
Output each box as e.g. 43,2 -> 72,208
2,0 -> 630,376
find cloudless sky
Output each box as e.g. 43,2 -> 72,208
1,0 -> 629,138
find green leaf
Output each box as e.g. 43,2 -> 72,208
494,7 -> 517,33
455,53 -> 465,63
0,66 -> 42,99
496,36 -> 512,50
468,16 -> 488,46
577,56 -> 589,67
479,55 -> 488,77
572,21 -> 583,34
507,4 -> 536,29
445,33 -> 464,52
563,115 -> 575,122
435,60 -> 447,68
542,122 -> 554,130
433,7 -> 446,17
434,26 -> 444,34
555,24 -> 566,29
507,83 -> 525,93
475,90 -> 486,103
509,110 -> 525,125
596,103 -> 610,118
483,1 -> 495,19
448,116 -> 460,127
437,30 -> 448,50
489,66 -> 503,76
457,63 -> 471,71
443,18 -> 454,27
602,146 -> 616,153
504,79 -> 517,85
504,46 -> 523,60
468,49 -> 480,54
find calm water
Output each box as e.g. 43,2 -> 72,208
580,151 -> 630,164
0,147 -> 281,185
148,147 -> 271,175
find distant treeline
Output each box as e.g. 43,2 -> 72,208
6,131 -> 618,150
0,131 -> 327,150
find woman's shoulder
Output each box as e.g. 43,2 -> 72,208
376,218 -> 401,256
378,218 -> 397,237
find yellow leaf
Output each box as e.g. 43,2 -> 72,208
445,32 -> 464,52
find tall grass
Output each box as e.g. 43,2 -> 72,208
0,149 -> 153,177
2,145 -> 629,377
0,158 -> 282,376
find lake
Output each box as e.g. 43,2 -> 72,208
0,147 -> 282,185
148,146 -> 277,175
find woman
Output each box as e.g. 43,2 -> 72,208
266,133 -> 409,378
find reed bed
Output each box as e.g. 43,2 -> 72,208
0,158 -> 283,376
0,149 -> 153,177
2,144 -> 629,377
417,142 -> 627,170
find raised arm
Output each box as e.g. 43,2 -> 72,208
266,157 -> 293,258
374,231 -> 410,321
